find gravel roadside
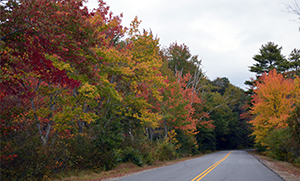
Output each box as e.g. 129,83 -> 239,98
249,151 -> 300,181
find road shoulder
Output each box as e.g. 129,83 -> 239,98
248,151 -> 300,181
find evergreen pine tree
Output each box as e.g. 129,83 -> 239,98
249,42 -> 288,76
245,42 -> 288,90
288,48 -> 300,76
244,42 -> 288,109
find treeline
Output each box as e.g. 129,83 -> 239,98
244,42 -> 300,166
0,0 -> 253,180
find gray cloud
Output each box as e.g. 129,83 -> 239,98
86,0 -> 300,89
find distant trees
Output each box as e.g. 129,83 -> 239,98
161,42 -> 254,151
199,78 -> 253,150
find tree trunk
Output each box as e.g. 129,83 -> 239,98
164,119 -> 168,138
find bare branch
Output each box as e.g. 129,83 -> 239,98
1,27 -> 28,41
286,0 -> 300,16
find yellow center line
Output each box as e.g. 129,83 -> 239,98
191,151 -> 233,181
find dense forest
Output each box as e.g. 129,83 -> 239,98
0,0 -> 299,180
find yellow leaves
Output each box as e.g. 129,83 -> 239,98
93,46 -> 135,77
133,109 -> 162,128
250,70 -> 300,145
77,112 -> 97,125
53,105 -> 97,131
251,70 -> 295,123
47,54 -> 75,73
293,76 -> 300,104
78,82 -> 99,99
89,12 -> 104,27
167,130 -> 181,150
152,89 -> 163,102
128,16 -> 142,38
131,81 -> 138,92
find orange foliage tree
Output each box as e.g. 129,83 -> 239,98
250,69 -> 300,145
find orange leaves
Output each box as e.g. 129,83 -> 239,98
250,69 -> 300,145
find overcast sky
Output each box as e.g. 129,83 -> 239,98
85,0 -> 300,89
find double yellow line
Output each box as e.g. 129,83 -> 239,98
191,151 -> 233,181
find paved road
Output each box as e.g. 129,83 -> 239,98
114,150 -> 283,181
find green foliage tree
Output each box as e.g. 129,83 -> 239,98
161,42 -> 202,76
245,42 -> 288,95
249,42 -> 288,75
244,42 -> 290,122
209,80 -> 253,150
158,42 -> 210,156
196,77 -> 253,150
287,105 -> 300,145
288,48 -> 300,76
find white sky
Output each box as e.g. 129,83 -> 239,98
84,0 -> 300,89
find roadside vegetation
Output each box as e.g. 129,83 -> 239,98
244,42 -> 300,167
246,1 -> 300,167
0,0 -> 299,180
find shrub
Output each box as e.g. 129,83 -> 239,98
157,139 -> 177,161
265,128 -> 290,161
137,142 -> 157,165
254,141 -> 267,152
121,147 -> 144,166
176,130 -> 199,156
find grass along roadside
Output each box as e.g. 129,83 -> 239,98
248,151 -> 300,181
50,152 -> 211,181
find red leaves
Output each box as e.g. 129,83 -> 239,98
0,143 -> 18,164
162,72 -> 203,134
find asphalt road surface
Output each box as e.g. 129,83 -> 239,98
114,150 -> 283,181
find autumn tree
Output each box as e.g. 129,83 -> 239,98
250,69 -> 300,146
162,72 -> 203,134
157,42 -> 212,154
244,42 -> 290,120
1,0 -> 127,178
1,0 -> 92,145
92,17 -> 167,142
160,42 -> 208,118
